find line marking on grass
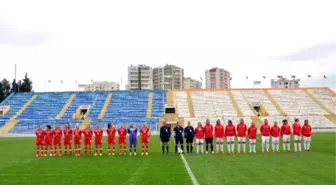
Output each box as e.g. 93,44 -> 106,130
180,154 -> 200,185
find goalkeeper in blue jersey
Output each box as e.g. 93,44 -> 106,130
128,123 -> 138,155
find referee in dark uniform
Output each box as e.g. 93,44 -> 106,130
184,121 -> 195,153
160,121 -> 171,154
173,121 -> 184,153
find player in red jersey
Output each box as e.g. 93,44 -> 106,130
63,122 -> 73,155
214,119 -> 225,153
94,124 -> 103,156
107,123 -> 116,155
302,120 -> 312,152
140,123 -> 151,155
53,125 -> 63,156
260,119 -> 271,153
35,125 -> 45,157
73,124 -> 82,156
118,123 -> 127,155
270,121 -> 280,152
292,118 -> 302,152
44,125 -> 54,156
247,122 -> 257,153
237,118 -> 247,153
225,120 -> 236,154
281,119 -> 291,152
195,122 -> 204,154
204,119 -> 214,154
83,125 -> 93,156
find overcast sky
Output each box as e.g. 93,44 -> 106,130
0,0 -> 335,92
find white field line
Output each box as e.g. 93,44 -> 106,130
180,153 -> 200,185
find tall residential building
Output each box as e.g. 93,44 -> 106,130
127,64 -> 153,90
78,81 -> 120,91
184,77 -> 202,89
205,67 -> 231,89
153,64 -> 184,90
271,78 -> 300,88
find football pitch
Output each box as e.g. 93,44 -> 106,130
0,133 -> 335,185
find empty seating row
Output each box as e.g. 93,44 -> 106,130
151,91 -> 166,118
184,116 -> 253,128
0,93 -> 34,119
308,89 -> 336,114
174,92 -> 190,117
104,91 -> 149,119
86,93 -> 109,119
260,115 -> 336,128
18,92 -> 72,120
231,91 -> 255,116
241,90 -> 281,116
191,91 -> 237,118
269,90 -> 327,115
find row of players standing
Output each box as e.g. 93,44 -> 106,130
35,122 -> 151,157
159,118 -> 312,154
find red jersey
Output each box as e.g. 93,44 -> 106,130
260,123 -> 271,136
270,125 -> 280,137
107,127 -> 116,139
83,128 -> 93,139
195,126 -> 204,139
45,130 -> 54,140
214,124 -> 225,138
204,124 -> 213,138
247,125 -> 257,139
225,124 -> 236,137
140,127 -> 150,139
94,128 -> 103,140
73,129 -> 82,141
281,124 -> 291,135
35,129 -> 45,141
237,123 -> 247,137
292,123 -> 301,136
54,128 -> 62,140
63,128 -> 72,141
118,127 -> 127,139
301,125 -> 312,137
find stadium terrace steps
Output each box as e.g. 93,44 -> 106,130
186,91 -> 195,118
263,90 -> 286,116
0,120 -> 17,134
98,93 -> 112,119
250,116 -> 262,128
80,119 -> 91,129
305,89 -> 335,114
55,93 -> 76,120
11,94 -> 37,120
227,91 -> 243,117
146,92 -> 153,118
166,91 -> 174,104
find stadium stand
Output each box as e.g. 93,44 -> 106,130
0,88 -> 335,135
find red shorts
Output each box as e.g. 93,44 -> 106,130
44,139 -> 52,146
64,139 -> 72,145
36,139 -> 43,146
53,139 -> 61,145
108,137 -> 115,144
118,137 -> 126,144
84,138 -> 91,145
141,137 -> 149,144
74,139 -> 81,145
95,139 -> 102,145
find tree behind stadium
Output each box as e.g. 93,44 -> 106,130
17,73 -> 33,92
0,78 -> 12,103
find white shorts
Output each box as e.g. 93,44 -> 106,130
272,137 -> 280,144
261,136 -> 270,143
216,138 -> 224,143
196,139 -> 204,144
237,137 -> 246,143
283,135 -> 290,143
303,136 -> 311,142
249,139 -> 256,144
227,136 -> 235,143
294,135 -> 301,141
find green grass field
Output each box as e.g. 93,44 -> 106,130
0,133 -> 335,185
